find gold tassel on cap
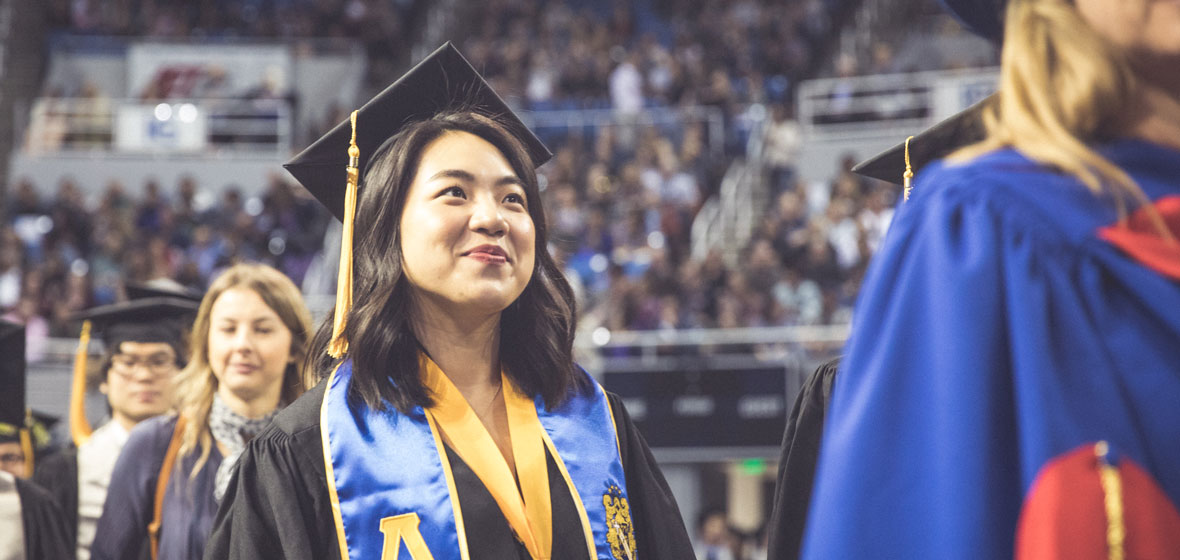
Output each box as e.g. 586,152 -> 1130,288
70,320 -> 94,446
329,110 -> 360,358
903,135 -> 915,202
20,415 -> 34,475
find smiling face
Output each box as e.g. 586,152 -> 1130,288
206,287 -> 294,409
398,130 -> 536,319
102,341 -> 179,429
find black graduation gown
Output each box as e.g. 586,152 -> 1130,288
15,476 -> 74,560
33,448 -> 79,552
766,358 -> 840,560
204,380 -> 693,560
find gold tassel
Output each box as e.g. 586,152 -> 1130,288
903,135 -> 915,201
19,419 -> 33,475
70,320 -> 94,447
328,110 -> 360,358
1095,441 -> 1126,560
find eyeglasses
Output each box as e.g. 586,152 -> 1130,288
110,353 -> 179,377
0,452 -> 24,465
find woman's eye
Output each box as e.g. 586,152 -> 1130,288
441,186 -> 466,199
504,193 -> 526,206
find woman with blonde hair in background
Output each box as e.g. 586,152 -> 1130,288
796,0 -> 1180,558
92,263 -> 313,560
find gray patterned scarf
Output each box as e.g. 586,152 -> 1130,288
209,392 -> 279,502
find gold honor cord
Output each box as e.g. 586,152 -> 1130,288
329,110 -> 360,358
903,135 -> 915,201
70,320 -> 94,446
422,355 -> 553,559
1095,442 -> 1126,560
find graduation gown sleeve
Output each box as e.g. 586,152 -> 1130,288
16,476 -> 74,560
766,358 -> 839,560
801,153 -> 1180,559
33,448 -> 79,552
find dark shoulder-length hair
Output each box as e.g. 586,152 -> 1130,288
307,110 -> 587,412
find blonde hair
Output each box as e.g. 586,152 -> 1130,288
950,0 -> 1167,231
173,262 -> 314,478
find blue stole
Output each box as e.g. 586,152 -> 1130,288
320,361 -> 634,560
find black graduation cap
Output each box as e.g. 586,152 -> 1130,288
72,297 -> 200,352
67,297 -> 199,445
0,320 -> 27,442
852,96 -> 991,186
125,281 -> 204,304
284,41 -> 554,222
0,320 -> 54,473
940,0 -> 1006,41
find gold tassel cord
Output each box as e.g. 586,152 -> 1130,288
328,110 -> 360,358
1095,441 -> 1126,560
903,135 -> 915,201
19,423 -> 33,476
70,320 -> 94,446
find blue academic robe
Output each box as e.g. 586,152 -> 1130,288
802,139 -> 1180,559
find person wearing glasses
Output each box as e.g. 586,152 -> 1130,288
91,263 -> 313,560
36,295 -> 199,560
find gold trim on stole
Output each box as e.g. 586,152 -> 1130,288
539,430 -> 598,559
424,411 -> 472,560
319,364 -> 353,560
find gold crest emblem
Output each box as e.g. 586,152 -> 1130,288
603,483 -> 636,560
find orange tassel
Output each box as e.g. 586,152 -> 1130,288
70,320 -> 94,446
329,110 -> 360,358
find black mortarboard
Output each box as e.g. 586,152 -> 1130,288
125,281 -> 204,304
284,41 -> 553,222
0,320 -> 51,474
0,321 -> 27,440
72,297 -> 200,351
67,297 -> 199,445
852,96 -> 990,187
940,0 -> 1006,41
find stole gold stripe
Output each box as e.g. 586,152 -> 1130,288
319,365 -> 353,560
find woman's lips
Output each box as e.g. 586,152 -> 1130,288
466,252 -> 508,264
464,244 -> 510,264
229,363 -> 259,374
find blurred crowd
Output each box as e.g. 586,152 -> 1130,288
1,174 -> 330,358
8,0 -> 905,353
44,0 -> 414,86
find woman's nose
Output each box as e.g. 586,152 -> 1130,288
232,329 -> 255,352
469,195 -> 507,237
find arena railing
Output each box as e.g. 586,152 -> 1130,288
18,96 -> 292,158
797,66 -> 998,140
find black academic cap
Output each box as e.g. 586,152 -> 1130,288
71,297 -> 199,351
940,0 -> 1006,41
125,281 -> 204,304
852,96 -> 990,185
284,41 -> 554,222
0,320 -> 26,436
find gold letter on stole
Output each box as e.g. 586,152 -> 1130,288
379,513 -> 436,560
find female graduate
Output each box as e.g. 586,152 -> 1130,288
205,43 -> 693,560
800,0 -> 1180,558
91,263 -> 313,560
